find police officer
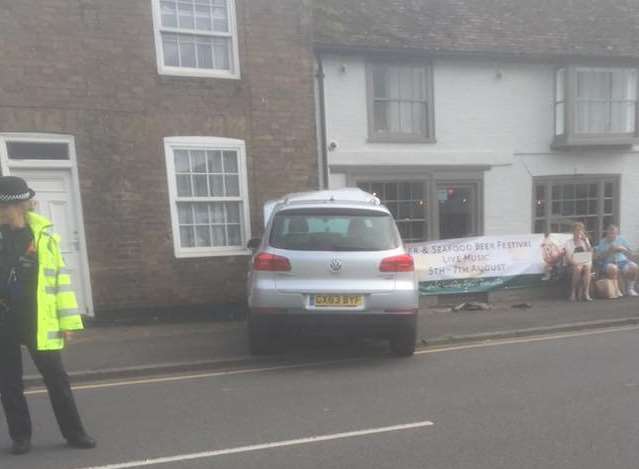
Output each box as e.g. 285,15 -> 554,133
0,176 -> 95,455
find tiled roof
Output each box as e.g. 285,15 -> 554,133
314,0 -> 639,60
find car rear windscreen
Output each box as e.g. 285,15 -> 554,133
270,208 -> 400,251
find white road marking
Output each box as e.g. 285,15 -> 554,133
24,359 -> 360,395
415,324 -> 639,355
76,421 -> 434,469
24,324 -> 639,396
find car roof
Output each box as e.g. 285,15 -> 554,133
264,188 -> 389,226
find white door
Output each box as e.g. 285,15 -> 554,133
11,169 -> 91,316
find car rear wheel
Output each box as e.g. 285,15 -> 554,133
390,324 -> 417,357
248,316 -> 273,355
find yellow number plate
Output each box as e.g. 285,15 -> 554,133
313,295 -> 363,308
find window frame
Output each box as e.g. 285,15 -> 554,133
366,61 -> 435,144
150,0 -> 241,80
531,175 -> 621,243
553,66 -> 639,148
351,170 -> 483,242
164,136 -> 251,258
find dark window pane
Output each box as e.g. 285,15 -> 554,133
576,200 -> 587,215
207,150 -> 222,172
588,199 -> 599,214
589,183 -> 598,198
178,203 -> 194,224
371,183 -> 384,199
552,185 -> 562,200
372,66 -> 388,98
603,216 -> 615,231
193,175 -> 208,196
386,202 -> 399,218
398,202 -> 411,219
193,203 -> 209,224
411,222 -> 425,241
534,220 -> 546,233
563,184 -> 576,199
605,182 -> 614,198
535,195 -> 545,217
561,200 -> 575,216
411,182 -> 424,199
162,34 -> 179,66
397,223 -> 409,240
576,184 -> 588,199
176,175 -> 192,197
410,201 -> 424,219
373,102 -> 388,132
195,226 -> 211,247
552,201 -> 561,215
209,175 -> 224,196
7,142 -> 69,160
399,183 -> 411,200
191,151 -> 206,173
174,150 -> 190,172
223,151 -> 239,173
384,183 -> 398,201
584,217 -> 596,233
179,226 -> 195,248
604,199 -> 613,213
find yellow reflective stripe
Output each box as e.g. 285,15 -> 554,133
45,285 -> 75,295
43,268 -> 72,277
58,308 -> 80,318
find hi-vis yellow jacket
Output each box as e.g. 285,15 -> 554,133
27,211 -> 84,350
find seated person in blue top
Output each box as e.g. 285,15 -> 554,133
595,224 -> 639,297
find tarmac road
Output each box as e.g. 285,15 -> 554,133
3,326 -> 639,469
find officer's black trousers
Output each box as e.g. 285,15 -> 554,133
0,336 -> 86,442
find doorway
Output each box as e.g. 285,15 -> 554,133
0,134 -> 94,316
437,183 -> 480,239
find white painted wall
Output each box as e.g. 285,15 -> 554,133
321,54 -> 639,245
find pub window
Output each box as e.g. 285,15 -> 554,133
533,177 -> 619,243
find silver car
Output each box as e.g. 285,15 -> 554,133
247,188 -> 418,356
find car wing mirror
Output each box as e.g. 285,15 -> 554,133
247,238 -> 261,250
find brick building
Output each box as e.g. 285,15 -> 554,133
0,0 -> 317,317
314,0 -> 639,247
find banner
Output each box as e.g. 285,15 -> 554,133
407,233 -> 571,295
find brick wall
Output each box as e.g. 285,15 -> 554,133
0,0 -> 318,315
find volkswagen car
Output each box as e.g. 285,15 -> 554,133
246,188 -> 419,356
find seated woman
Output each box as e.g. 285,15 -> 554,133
594,224 -> 639,297
564,222 -> 593,302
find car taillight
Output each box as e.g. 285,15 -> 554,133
380,254 -> 414,272
253,252 -> 291,272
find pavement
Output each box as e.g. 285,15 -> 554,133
20,295 -> 639,387
5,324 -> 639,468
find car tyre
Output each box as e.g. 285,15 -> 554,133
390,325 -> 416,357
248,316 -> 273,355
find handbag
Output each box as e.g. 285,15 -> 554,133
594,278 -> 620,299
572,251 -> 592,265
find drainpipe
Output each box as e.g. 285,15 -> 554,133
314,52 -> 330,190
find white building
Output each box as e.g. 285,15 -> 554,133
314,0 -> 639,246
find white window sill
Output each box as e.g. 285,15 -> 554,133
175,248 -> 252,259
158,65 -> 240,80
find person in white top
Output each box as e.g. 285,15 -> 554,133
564,222 -> 593,302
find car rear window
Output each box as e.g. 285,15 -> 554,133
270,208 -> 400,251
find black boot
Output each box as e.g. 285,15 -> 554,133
66,433 -> 96,450
10,439 -> 31,455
